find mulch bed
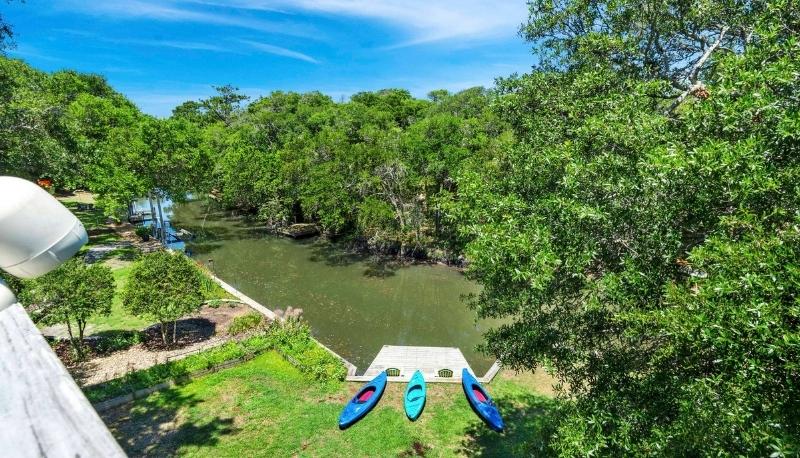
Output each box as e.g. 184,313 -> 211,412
54,303 -> 255,386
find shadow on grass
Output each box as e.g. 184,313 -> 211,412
62,202 -> 110,231
459,393 -> 558,457
104,387 -> 237,456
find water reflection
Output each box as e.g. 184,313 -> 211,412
168,200 -> 496,375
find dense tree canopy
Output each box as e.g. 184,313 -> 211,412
2,1 -> 799,453
458,0 -> 800,454
185,85 -> 505,258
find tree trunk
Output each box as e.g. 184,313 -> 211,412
148,191 -> 158,238
160,322 -> 168,345
77,319 -> 85,343
172,320 -> 178,345
65,319 -> 83,359
156,194 -> 166,243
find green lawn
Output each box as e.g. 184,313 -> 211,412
103,352 -> 558,457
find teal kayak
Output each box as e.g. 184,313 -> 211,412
404,370 -> 426,421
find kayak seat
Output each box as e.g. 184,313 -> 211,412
406,385 -> 424,402
472,387 -> 488,403
357,388 -> 375,403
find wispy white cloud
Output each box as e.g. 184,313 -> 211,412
54,29 -> 316,62
119,39 -> 234,52
183,0 -> 528,46
7,45 -> 67,63
238,39 -> 319,63
61,0 -> 319,38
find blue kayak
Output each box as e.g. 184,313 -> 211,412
461,368 -> 504,432
404,370 -> 426,421
338,371 -> 387,429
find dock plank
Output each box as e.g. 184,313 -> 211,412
348,345 -> 481,383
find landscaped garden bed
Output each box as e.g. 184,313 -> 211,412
84,319 -> 347,404
62,301 -> 257,386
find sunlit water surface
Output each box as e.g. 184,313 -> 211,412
169,200 -> 496,374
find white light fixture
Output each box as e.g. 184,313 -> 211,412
0,176 -> 88,310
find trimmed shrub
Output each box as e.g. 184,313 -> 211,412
228,312 -> 264,335
92,330 -> 142,354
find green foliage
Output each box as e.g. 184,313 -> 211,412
21,259 -> 115,358
123,251 -> 204,345
85,320 -> 346,403
134,225 -> 150,240
199,85 -> 503,256
459,2 -> 800,455
0,270 -> 25,298
264,318 -> 347,382
92,330 -> 142,355
227,312 -> 263,335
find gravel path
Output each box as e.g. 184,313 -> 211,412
69,303 -> 253,387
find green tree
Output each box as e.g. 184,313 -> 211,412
22,259 -> 114,359
123,251 -> 204,345
0,1 -> 20,54
458,1 -> 800,454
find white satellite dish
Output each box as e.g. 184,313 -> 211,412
0,176 -> 88,310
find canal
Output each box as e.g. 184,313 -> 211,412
166,200 -> 496,375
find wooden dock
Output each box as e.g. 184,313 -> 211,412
346,345 -> 501,384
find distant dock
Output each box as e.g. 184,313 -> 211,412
278,223 -> 320,239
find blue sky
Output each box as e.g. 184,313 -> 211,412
5,1 -> 534,117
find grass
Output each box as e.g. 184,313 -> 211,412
102,352 -> 558,457
85,323 -> 344,402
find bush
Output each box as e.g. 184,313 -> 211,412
228,312 -> 264,335
91,330 -> 142,355
266,319 -> 347,382
134,226 -> 150,241
123,251 -> 204,345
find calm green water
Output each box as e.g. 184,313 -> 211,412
171,201 -> 495,375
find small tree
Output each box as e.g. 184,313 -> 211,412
123,250 -> 204,345
22,259 -> 114,359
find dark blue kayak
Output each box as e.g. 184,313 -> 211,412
338,371 -> 387,429
461,368 -> 504,432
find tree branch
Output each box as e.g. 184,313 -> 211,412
665,26 -> 729,115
